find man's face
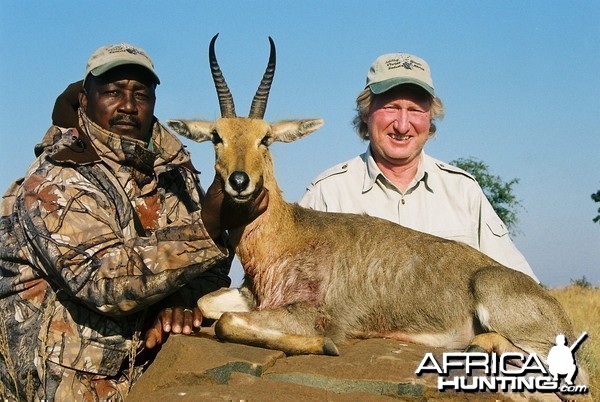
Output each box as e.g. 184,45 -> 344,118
80,65 -> 157,142
365,85 -> 432,168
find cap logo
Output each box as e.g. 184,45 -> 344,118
385,56 -> 424,72
106,44 -> 152,63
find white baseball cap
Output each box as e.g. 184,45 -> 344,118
84,43 -> 160,85
366,53 -> 434,96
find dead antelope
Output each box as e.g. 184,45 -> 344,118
167,35 -> 578,373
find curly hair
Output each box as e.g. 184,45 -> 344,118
352,86 -> 445,140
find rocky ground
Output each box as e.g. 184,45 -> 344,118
125,327 -> 571,401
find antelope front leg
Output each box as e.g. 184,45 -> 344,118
467,332 -> 522,355
214,304 -> 339,356
197,286 -> 256,320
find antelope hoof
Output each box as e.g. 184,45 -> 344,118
465,344 -> 487,354
323,337 -> 339,356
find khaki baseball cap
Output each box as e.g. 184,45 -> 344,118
366,53 -> 434,96
84,43 -> 160,85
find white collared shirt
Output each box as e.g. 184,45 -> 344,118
299,147 -> 538,281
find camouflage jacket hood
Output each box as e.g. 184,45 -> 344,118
36,109 -> 196,173
0,112 -> 230,400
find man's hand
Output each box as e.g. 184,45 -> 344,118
201,172 -> 269,242
144,307 -> 203,349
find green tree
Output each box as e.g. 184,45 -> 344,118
450,157 -> 522,236
592,189 -> 600,224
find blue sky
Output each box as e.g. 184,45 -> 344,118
1,1 -> 598,287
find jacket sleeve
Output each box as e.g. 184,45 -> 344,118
17,165 -> 230,317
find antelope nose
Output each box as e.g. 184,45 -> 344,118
229,171 -> 250,193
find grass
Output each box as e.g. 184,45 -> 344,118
549,284 -> 600,397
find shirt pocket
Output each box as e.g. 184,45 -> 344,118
485,220 -> 509,238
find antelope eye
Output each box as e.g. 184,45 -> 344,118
260,135 -> 271,146
212,131 -> 222,144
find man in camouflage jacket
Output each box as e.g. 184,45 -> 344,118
0,43 -> 267,401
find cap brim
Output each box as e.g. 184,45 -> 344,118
90,59 -> 160,85
369,78 -> 434,96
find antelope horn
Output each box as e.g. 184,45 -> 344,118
249,37 -> 276,119
209,33 -> 236,118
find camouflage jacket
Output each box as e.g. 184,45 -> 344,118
0,110 -> 231,399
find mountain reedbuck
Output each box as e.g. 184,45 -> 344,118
167,35 -> 577,368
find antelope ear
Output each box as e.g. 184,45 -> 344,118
271,118 -> 324,143
167,119 -> 214,143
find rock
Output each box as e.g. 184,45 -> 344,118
127,327 -> 563,401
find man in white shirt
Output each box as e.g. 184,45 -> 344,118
300,52 -> 537,281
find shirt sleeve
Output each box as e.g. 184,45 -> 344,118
478,195 -> 539,282
18,167 -> 230,317
298,183 -> 327,211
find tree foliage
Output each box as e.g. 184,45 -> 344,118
592,189 -> 600,224
450,157 -> 522,235
570,275 -> 593,289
